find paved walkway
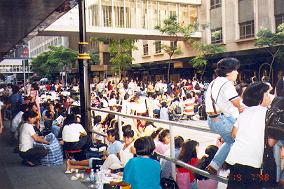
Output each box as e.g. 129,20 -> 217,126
0,123 -> 87,189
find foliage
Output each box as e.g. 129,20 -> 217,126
31,46 -> 78,78
108,39 -> 137,78
89,52 -> 100,65
255,23 -> 284,82
155,16 -> 197,82
190,41 -> 225,75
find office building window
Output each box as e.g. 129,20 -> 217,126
155,41 -> 162,53
210,0 -> 221,9
239,20 -> 254,39
275,14 -> 284,31
170,41 -> 177,50
211,28 -> 223,44
143,44 -> 149,55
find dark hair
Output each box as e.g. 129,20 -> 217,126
186,93 -> 192,99
23,111 -> 38,122
107,128 -> 119,140
215,58 -> 240,77
195,145 -> 218,180
158,129 -> 170,142
31,83 -> 39,90
235,83 -> 249,96
178,139 -> 199,163
123,129 -> 134,138
160,101 -> 166,108
276,78 -> 284,97
122,124 -> 132,133
242,82 -> 270,107
93,115 -> 102,125
175,136 -> 184,149
134,136 -> 155,156
63,113 -> 77,125
151,127 -> 163,139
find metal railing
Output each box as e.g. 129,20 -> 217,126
90,107 -> 228,184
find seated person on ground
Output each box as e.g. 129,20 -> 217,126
123,136 -> 162,189
19,111 -> 49,166
62,113 -> 89,151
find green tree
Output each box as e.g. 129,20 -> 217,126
108,39 -> 137,79
89,52 -> 100,65
255,23 -> 284,82
31,46 -> 78,78
155,16 -> 225,80
155,16 -> 196,82
191,39 -> 225,78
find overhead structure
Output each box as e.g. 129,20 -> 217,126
0,0 -> 77,59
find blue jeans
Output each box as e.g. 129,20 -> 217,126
207,114 -> 236,170
273,140 -> 284,182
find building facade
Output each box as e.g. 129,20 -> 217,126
28,36 -> 69,58
37,0 -> 284,82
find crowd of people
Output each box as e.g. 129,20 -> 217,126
0,57 -> 283,189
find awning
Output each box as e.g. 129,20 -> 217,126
0,0 -> 77,60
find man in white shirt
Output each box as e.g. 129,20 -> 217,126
226,82 -> 271,188
205,58 -> 244,174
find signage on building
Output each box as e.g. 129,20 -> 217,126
174,62 -> 184,68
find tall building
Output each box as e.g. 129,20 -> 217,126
28,36 -> 69,58
38,0 -> 284,82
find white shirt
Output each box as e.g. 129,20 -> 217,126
62,123 -> 86,142
205,77 -> 239,118
119,142 -> 134,166
19,123 -> 36,152
226,106 -> 267,168
12,111 -> 24,132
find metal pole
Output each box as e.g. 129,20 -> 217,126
77,0 -> 91,129
118,116 -> 123,141
22,59 -> 26,95
169,125 -> 176,180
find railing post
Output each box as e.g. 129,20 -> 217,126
169,124 -> 176,180
118,115 -> 123,141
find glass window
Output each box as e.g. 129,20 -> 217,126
170,41 -> 177,50
210,0 -> 221,9
211,28 -> 223,44
155,41 -> 162,53
103,6 -> 112,27
239,20 -> 254,39
275,14 -> 284,31
143,44 -> 149,55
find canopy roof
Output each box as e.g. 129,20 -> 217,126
0,0 -> 77,59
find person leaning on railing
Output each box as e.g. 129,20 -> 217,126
205,58 -> 245,175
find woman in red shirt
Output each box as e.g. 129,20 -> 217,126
177,139 -> 199,189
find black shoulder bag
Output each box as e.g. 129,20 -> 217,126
261,114 -> 277,188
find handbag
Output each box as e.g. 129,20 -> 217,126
261,115 -> 277,188
176,171 -> 190,189
161,177 -> 179,189
265,97 -> 284,140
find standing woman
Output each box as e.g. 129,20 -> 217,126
29,83 -> 40,115
123,136 -> 162,189
226,82 -> 272,189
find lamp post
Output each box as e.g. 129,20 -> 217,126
77,0 -> 91,129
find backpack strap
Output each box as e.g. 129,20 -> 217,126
210,80 -> 230,114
